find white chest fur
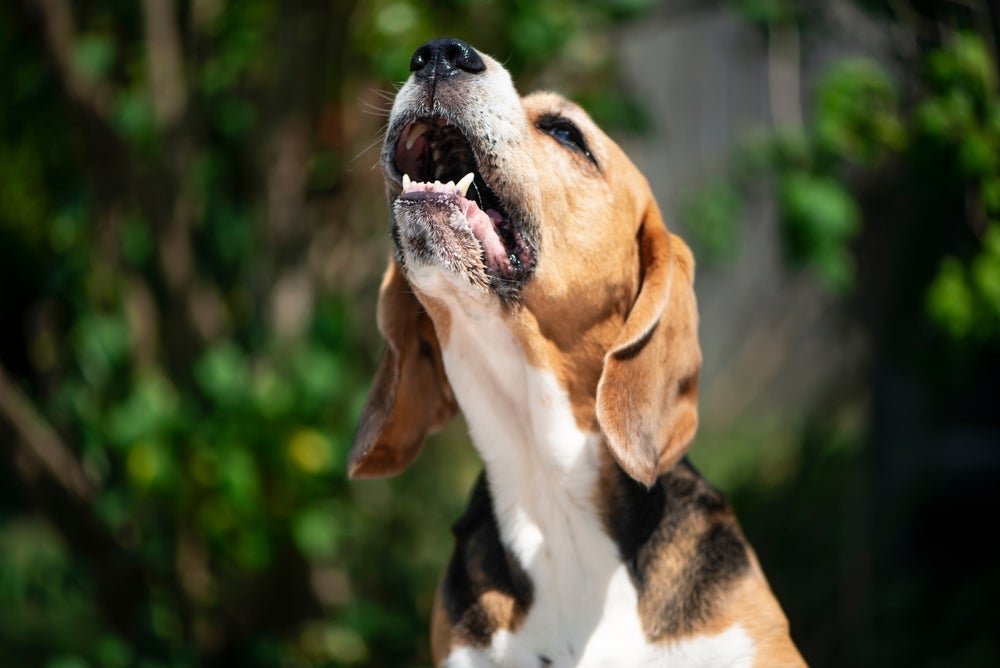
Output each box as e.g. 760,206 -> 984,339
411,271 -> 754,668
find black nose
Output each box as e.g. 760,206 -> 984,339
410,37 -> 485,80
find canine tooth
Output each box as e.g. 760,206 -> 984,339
402,173 -> 411,189
456,172 -> 475,197
405,123 -> 427,150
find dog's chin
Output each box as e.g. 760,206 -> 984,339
389,182 -> 535,306
392,193 -> 493,296
384,117 -> 537,305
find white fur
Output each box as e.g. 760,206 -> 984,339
409,268 -> 754,668
445,626 -> 755,668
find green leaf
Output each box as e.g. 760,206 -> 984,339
74,313 -> 130,389
71,35 -> 115,82
813,246 -> 855,293
112,88 -> 156,151
126,440 -> 175,490
286,428 -> 337,475
233,527 -> 272,571
94,636 -> 132,668
927,258 -> 975,338
120,216 -> 153,267
219,447 -> 260,511
971,232 -> 1000,316
46,657 -> 89,668
916,98 -> 953,139
593,0 -> 658,21
293,345 -> 344,407
982,178 -> 1000,214
681,179 -> 743,263
958,130 -> 995,177
194,342 -> 249,406
374,3 -> 419,37
48,205 -> 86,253
107,375 -> 179,448
814,58 -> 902,163
291,506 -> 341,560
251,364 -> 295,418
780,174 -> 860,248
213,96 -> 256,139
726,0 -> 796,25
951,32 -> 997,98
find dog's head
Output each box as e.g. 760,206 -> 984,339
350,38 -> 701,488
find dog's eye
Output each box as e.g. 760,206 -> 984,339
538,116 -> 597,166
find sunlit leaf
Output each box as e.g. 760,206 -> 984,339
126,441 -> 175,490
194,342 -> 249,406
927,258 -> 975,338
219,447 -> 260,511
108,375 -> 179,448
74,313 -> 130,389
286,428 -> 336,475
779,173 -> 860,255
814,58 -> 902,163
972,229 -> 1000,316
291,506 -> 340,561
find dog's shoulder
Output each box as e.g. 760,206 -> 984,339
440,460 -> 753,640
437,474 -> 534,647
601,457 -> 753,639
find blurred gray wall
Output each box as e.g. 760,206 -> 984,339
616,2 -> 882,445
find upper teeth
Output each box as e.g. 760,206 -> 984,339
456,172 -> 474,197
400,171 -> 475,198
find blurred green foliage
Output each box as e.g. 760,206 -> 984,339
683,5 -> 1000,664
2,1 -> 999,667
0,1 -> 655,667
687,19 -> 1000,321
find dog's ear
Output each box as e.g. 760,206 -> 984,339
349,259 -> 457,478
596,204 -> 701,488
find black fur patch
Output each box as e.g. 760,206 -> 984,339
603,458 -> 751,638
441,474 -> 534,646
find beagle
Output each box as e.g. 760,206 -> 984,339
350,38 -> 807,667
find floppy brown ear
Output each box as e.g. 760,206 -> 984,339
596,205 -> 701,488
349,259 -> 457,478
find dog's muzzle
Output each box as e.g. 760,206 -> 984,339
382,38 -> 537,301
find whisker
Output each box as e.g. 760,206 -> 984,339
350,120 -> 390,165
360,99 -> 393,117
351,133 -> 388,165
371,88 -> 398,102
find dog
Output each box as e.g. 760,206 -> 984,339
349,37 -> 807,667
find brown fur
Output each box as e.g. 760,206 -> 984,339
348,260 -> 456,478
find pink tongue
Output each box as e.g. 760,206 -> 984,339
461,198 -> 509,268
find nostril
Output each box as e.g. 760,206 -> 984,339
409,44 -> 431,73
410,37 -> 485,79
445,41 -> 485,74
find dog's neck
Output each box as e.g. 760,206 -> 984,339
417,275 -> 618,578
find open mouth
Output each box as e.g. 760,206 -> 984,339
392,118 -> 530,278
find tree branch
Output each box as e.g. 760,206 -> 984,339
26,0 -> 116,120
143,0 -> 188,129
0,363 -> 94,502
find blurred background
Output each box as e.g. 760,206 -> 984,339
1,0 -> 998,666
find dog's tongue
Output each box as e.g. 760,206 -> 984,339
401,177 -> 509,270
